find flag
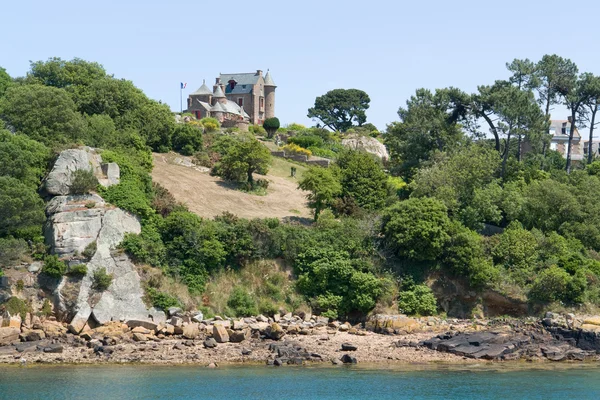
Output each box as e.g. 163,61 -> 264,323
180,82 -> 187,89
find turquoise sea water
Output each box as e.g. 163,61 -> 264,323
1,364 -> 599,399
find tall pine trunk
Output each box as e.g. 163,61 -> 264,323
588,105 -> 597,164
566,108 -> 577,174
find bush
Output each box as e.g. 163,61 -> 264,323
68,264 -> 88,277
398,283 -> 437,316
92,267 -> 113,291
82,241 -> 97,259
263,117 -> 280,138
381,197 -> 451,261
70,169 -> 98,194
200,117 -> 220,132
0,176 -> 46,239
146,287 -> 182,311
282,143 -> 311,157
40,299 -> 53,317
121,224 -> 166,267
101,180 -> 154,219
288,135 -> 323,149
2,297 -> 29,320
0,237 -> 30,266
42,255 -> 66,278
528,266 -> 571,303
85,201 -> 95,209
172,123 -> 203,155
227,287 -> 258,317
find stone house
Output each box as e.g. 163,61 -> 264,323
186,70 -> 276,128
521,118 -> 586,161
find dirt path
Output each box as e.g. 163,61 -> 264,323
152,153 -> 311,220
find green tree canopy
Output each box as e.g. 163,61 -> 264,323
307,88 -> 370,132
381,197 -> 451,261
298,167 -> 342,221
217,136 -> 271,184
0,84 -> 86,145
0,130 -> 51,187
336,151 -> 388,210
0,67 -> 12,97
0,176 -> 45,238
263,117 -> 280,138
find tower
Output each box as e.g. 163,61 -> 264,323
264,70 -> 276,120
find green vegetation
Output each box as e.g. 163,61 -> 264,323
68,264 -> 88,277
5,53 -> 600,321
70,169 -> 99,194
42,255 -> 67,278
307,88 -> 370,131
92,267 -> 113,291
3,297 -> 29,320
263,117 -> 280,138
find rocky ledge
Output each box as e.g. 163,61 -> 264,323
2,311 -> 600,366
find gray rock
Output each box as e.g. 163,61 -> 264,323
28,262 -> 42,273
341,343 -> 357,351
342,135 -> 389,161
168,307 -> 183,317
340,354 -> 357,364
203,338 -> 217,348
191,313 -> 204,323
99,163 -> 120,188
241,348 -> 252,355
126,320 -> 158,331
0,327 -> 20,345
43,344 -> 64,353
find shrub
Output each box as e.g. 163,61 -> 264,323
151,183 -> 178,217
381,197 -> 451,261
0,237 -> 30,266
92,267 -> 113,291
282,143 -> 311,157
0,176 -> 46,239
2,297 -> 29,320
528,266 -> 571,303
121,224 -> 166,267
398,284 -> 437,316
227,287 -> 258,317
82,241 -> 97,259
85,201 -> 95,209
288,135 -> 323,149
146,287 -> 182,311
172,123 -> 203,155
200,117 -> 220,132
42,255 -> 66,278
70,169 -> 99,194
16,279 -> 24,292
68,264 -> 88,277
249,124 -> 267,136
263,117 -> 280,138
101,180 -> 154,219
40,299 -> 53,317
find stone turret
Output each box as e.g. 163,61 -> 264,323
264,70 -> 276,120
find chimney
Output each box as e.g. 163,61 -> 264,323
256,69 -> 263,76
215,77 -> 221,84
568,116 -> 572,123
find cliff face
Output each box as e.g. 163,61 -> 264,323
41,148 -> 157,333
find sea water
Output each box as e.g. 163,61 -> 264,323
1,364 -> 599,399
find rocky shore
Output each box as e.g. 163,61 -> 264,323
2,311 -> 600,367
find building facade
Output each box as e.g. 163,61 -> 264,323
186,70 -> 276,127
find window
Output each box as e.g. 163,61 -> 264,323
550,142 -> 558,151
238,98 -> 243,107
259,97 -> 264,109
549,127 -> 556,136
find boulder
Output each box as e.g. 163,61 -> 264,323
21,330 -> 46,342
213,325 -> 229,343
126,320 -> 158,332
267,323 -> 285,340
203,338 -> 217,348
583,317 -> 600,326
8,315 -> 21,329
183,323 -> 199,339
28,262 -> 42,273
341,343 -> 357,351
340,354 -> 357,364
229,329 -> 250,343
132,333 -> 147,342
43,344 -> 64,353
366,314 -> 421,333
341,135 -> 389,161
131,326 -> 151,335
99,163 -> 120,187
167,307 -> 183,317
0,327 -> 20,346
191,313 -> 204,323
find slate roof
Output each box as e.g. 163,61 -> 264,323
220,72 -> 261,86
226,84 -> 253,95
191,80 -> 212,95
213,85 -> 226,98
264,70 -> 276,86
196,100 -> 211,111
549,120 -> 580,140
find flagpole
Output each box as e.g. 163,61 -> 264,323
180,84 -> 182,114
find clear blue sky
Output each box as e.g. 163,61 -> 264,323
2,0 -> 599,131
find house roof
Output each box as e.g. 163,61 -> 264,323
549,119 -> 581,139
220,72 -> 262,86
196,100 -> 211,111
210,102 -> 226,112
191,80 -> 212,95
213,85 -> 226,98
264,70 -> 276,87
226,84 -> 253,95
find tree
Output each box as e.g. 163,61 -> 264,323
473,81 -> 546,176
0,176 -> 45,238
336,150 -> 388,210
0,84 -> 86,145
0,67 -> 12,97
263,117 -> 280,138
0,130 -> 51,188
385,88 -> 467,178
298,167 -> 342,221
381,197 -> 451,261
535,55 -> 579,121
171,123 -> 203,155
27,57 -> 106,89
581,74 -> 600,163
307,89 -> 370,131
563,73 -> 593,174
218,136 -> 271,184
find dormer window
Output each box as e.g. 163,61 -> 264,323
228,80 -> 237,90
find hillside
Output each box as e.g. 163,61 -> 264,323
152,153 -> 311,220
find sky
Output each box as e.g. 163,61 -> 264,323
2,0 -> 600,133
